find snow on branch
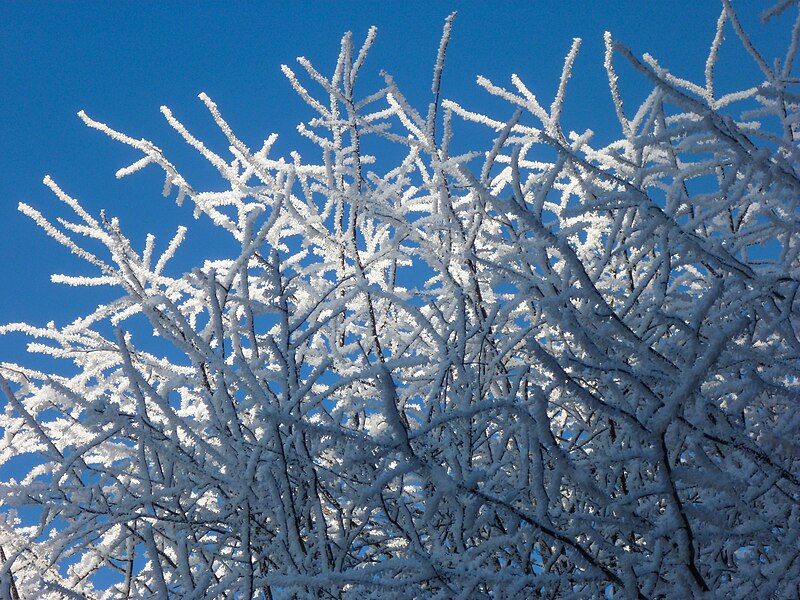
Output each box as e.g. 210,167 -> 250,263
1,5 -> 799,599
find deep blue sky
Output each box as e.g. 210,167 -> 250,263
0,1 -> 793,365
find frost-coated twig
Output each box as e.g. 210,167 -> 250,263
1,5 -> 799,599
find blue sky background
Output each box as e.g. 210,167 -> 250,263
0,1 -> 794,367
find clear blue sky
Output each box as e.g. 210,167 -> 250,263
0,1 -> 793,366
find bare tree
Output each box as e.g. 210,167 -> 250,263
1,2 -> 798,598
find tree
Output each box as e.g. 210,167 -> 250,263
1,2 -> 798,598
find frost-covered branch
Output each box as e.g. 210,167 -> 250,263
1,3 -> 799,598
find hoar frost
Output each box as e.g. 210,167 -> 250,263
1,2 -> 799,599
